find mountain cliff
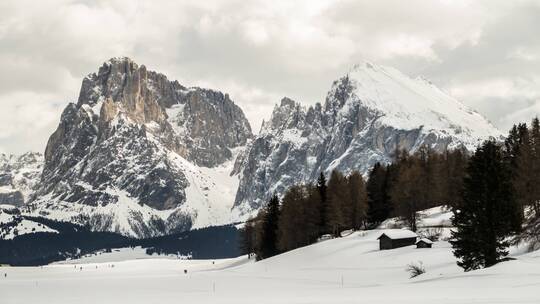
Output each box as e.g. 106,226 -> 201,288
27,57 -> 252,238
232,62 -> 502,218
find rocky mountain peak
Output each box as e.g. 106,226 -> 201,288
232,62 -> 502,219
30,58 -> 253,238
279,96 -> 296,108
261,97 -> 307,134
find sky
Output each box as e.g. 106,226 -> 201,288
1,0 -> 540,154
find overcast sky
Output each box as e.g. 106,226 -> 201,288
1,0 -> 540,154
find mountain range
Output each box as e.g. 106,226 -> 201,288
0,58 -> 502,238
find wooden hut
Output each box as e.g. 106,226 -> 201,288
377,230 -> 417,250
416,238 -> 433,248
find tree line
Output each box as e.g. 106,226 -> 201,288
240,117 -> 540,270
240,170 -> 369,260
240,147 -> 469,260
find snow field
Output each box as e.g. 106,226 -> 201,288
1,229 -> 539,303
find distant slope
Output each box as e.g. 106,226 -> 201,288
0,216 -> 240,266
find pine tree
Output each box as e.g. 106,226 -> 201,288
367,162 -> 390,226
347,171 -> 368,230
424,147 -> 444,208
277,184 -> 321,252
504,124 -> 521,165
451,140 -> 522,271
305,184 -> 323,243
316,172 -> 328,234
441,148 -> 468,208
240,218 -> 256,259
389,154 -> 424,232
514,124 -> 534,218
529,117 -> 540,214
326,170 -> 348,237
277,186 -> 304,252
258,194 -> 280,260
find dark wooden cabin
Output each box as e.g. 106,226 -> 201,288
416,238 -> 433,248
377,230 -> 417,250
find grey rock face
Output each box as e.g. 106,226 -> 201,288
0,152 -> 43,207
232,63 -> 502,216
30,57 -> 252,238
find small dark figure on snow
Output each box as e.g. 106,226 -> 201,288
184,269 -> 188,274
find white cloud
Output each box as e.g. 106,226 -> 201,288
0,0 -> 540,153
0,92 -> 66,154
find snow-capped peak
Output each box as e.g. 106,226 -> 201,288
233,62 -> 503,216
341,61 -> 503,149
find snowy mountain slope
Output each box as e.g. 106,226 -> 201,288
0,152 -> 43,206
346,62 -> 499,146
0,205 -> 57,240
27,58 -> 252,238
2,229 -> 539,303
233,62 -> 502,218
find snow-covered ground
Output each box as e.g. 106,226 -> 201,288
0,205 -> 58,240
53,247 -> 190,264
1,229 -> 539,303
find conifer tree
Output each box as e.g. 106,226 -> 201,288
277,186 -> 304,252
441,148 -> 468,208
504,124 -> 521,165
514,124 -> 534,217
277,185 -> 321,252
258,194 -> 280,260
367,162 -> 392,226
451,140 -> 522,271
317,172 -> 328,234
305,184 -> 323,242
389,154 -> 424,231
326,170 -> 348,237
347,171 -> 368,230
240,217 -> 256,259
529,117 -> 540,214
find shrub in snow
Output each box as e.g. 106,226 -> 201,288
420,227 -> 443,242
406,261 -> 425,278
518,215 -> 540,252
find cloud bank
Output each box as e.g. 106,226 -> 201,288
1,0 -> 539,153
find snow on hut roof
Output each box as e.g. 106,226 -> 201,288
377,229 -> 418,240
416,238 -> 434,244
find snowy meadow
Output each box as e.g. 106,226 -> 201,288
1,229 -> 539,304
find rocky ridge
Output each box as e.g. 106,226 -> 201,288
232,62 -> 503,218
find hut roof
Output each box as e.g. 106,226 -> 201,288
416,238 -> 434,244
377,229 -> 417,240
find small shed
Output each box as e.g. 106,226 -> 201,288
416,238 -> 433,248
377,230 -> 418,250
